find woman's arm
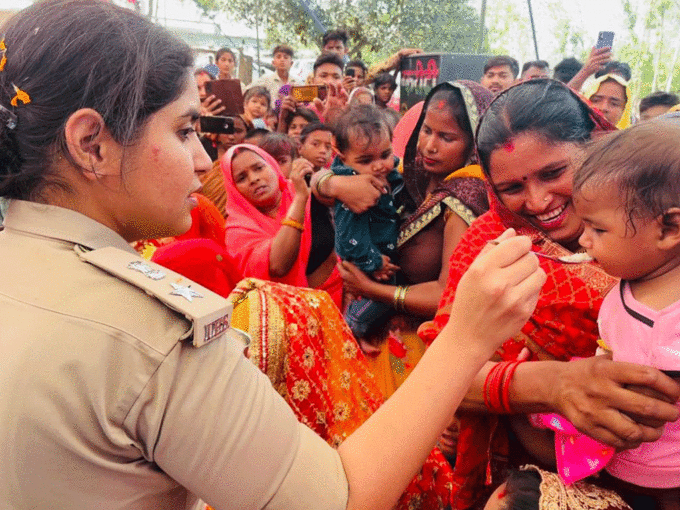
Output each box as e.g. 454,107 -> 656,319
339,212 -> 469,317
456,355 -> 680,451
268,160 -> 313,277
312,168 -> 386,212
338,231 -> 547,510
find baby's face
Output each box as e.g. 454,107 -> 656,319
574,181 -> 664,279
341,129 -> 394,179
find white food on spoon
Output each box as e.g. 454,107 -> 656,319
557,252 -> 593,263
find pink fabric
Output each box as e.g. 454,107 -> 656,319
599,281 -> 680,489
530,412 -> 614,485
221,143 -> 312,288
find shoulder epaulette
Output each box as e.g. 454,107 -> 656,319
78,246 -> 232,348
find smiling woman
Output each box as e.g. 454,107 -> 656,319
419,79 -> 680,510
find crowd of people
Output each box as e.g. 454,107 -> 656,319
2,1 -> 680,510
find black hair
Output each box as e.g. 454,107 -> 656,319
243,86 -> 271,109
484,55 -> 520,79
272,44 -> 294,58
477,79 -> 595,174
346,59 -> 368,72
194,68 -> 216,80
313,52 -> 344,74
291,107 -> 320,125
322,29 -> 349,48
300,122 -> 333,144
333,104 -> 392,154
553,57 -> 582,83
502,470 -> 541,510
259,132 -> 298,160
244,128 -> 270,142
427,87 -> 474,142
0,0 -> 194,201
521,60 -> 550,76
575,117 -> 680,228
639,91 -> 680,114
374,73 -> 397,91
215,47 -> 236,64
595,61 -> 632,81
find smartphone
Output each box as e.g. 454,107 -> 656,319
199,116 -> 235,135
596,31 -> 615,49
205,79 -> 244,115
291,85 -> 328,103
345,67 -> 355,77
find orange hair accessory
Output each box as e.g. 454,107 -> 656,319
0,40 -> 6,71
10,83 -> 30,107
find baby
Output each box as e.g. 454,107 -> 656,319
332,104 -> 402,342
535,117 -> 680,510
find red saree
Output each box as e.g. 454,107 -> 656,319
418,83 -> 618,510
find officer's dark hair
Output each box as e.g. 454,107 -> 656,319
484,55 -> 520,79
553,57 -> 582,83
639,91 -> 680,114
313,52 -> 344,75
477,79 -> 595,175
322,29 -> 349,48
0,0 -> 194,201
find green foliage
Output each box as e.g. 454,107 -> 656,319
192,0 -> 481,60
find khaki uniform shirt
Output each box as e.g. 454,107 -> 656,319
0,200 -> 348,510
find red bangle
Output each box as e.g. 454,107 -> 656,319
484,361 -> 511,413
501,361 -> 523,413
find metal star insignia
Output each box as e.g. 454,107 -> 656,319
169,283 -> 203,302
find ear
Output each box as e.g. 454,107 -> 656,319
63,108 -> 121,181
657,207 -> 680,250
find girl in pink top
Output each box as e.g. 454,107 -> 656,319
570,116 -> 680,509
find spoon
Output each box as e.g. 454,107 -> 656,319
488,240 -> 592,264
535,252 -> 593,264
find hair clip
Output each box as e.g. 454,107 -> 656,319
10,83 -> 30,107
0,103 -> 17,130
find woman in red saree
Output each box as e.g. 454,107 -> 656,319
221,143 -> 343,308
418,79 -> 679,509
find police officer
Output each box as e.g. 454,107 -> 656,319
0,2 -> 546,509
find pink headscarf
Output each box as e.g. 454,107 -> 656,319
221,143 -> 313,288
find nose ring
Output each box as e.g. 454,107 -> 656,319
544,197 -> 549,202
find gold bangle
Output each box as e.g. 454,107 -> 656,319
316,172 -> 334,198
393,286 -> 402,310
393,285 -> 409,312
281,218 -> 304,232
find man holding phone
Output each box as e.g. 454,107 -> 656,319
566,31 -> 615,92
343,60 -> 367,93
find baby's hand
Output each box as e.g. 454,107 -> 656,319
372,254 -> 399,281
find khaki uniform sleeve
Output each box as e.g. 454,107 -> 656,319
127,331 -> 349,510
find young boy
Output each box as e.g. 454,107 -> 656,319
298,123 -> 333,171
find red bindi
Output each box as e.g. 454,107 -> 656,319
503,141 -> 515,152
436,99 -> 446,109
